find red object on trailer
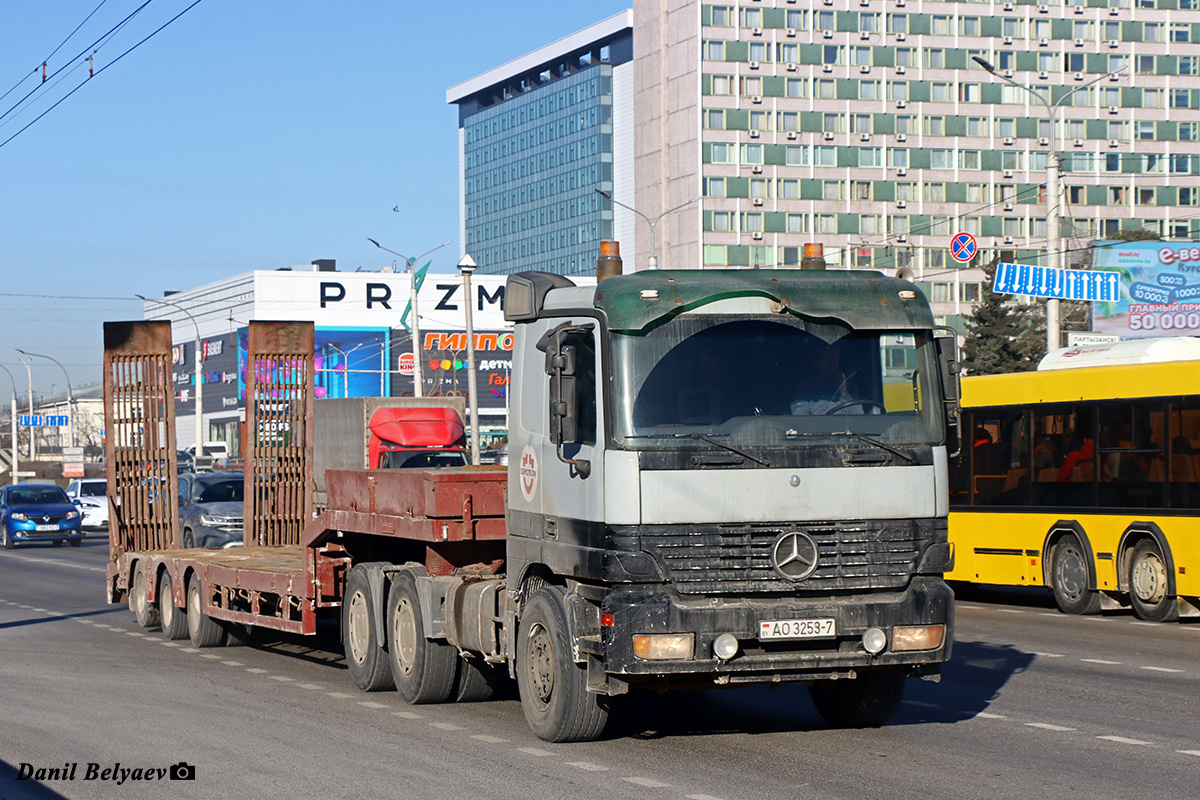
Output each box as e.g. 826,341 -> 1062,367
367,406 -> 465,468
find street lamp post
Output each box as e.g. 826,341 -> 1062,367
0,364 -> 18,484
368,238 -> 452,398
458,254 -> 481,465
137,294 -> 203,452
973,57 -> 1126,352
15,348 -> 74,449
595,189 -> 700,269
19,357 -> 35,462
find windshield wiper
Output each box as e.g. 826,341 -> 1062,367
625,432 -> 770,467
782,429 -> 917,465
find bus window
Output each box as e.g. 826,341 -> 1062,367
1169,402 -> 1200,508
1033,406 -> 1097,508
967,410 -> 1028,506
1098,402 -> 1166,509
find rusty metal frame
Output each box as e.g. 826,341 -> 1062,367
103,321 -> 180,563
244,321 -> 315,547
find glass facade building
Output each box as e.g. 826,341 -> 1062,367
449,14 -> 634,277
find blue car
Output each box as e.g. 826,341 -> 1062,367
1,482 -> 83,551
1,484 -> 83,549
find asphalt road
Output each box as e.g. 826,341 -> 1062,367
2,535 -> 1198,800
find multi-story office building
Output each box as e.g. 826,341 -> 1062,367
447,11 -> 635,277
637,0 -> 1200,326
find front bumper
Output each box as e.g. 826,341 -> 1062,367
195,526 -> 244,548
7,522 -> 83,543
601,577 -> 953,683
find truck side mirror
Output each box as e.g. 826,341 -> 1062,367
934,330 -> 962,458
547,345 -> 579,446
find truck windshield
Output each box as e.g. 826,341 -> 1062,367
611,316 -> 943,450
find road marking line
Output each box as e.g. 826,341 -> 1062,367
1033,653 -> 1066,658
296,684 -> 322,690
326,692 -> 353,699
977,712 -> 1007,719
518,747 -> 555,757
269,676 -> 296,682
393,711 -> 423,719
358,701 -> 390,709
221,660 -> 244,666
1081,659 -> 1122,665
687,795 -> 726,800
1098,736 -> 1153,746
1026,723 -> 1076,732
1140,666 -> 1184,673
1177,750 -> 1200,756
181,647 -> 200,653
246,668 -> 268,674
160,641 -> 181,647
567,762 -> 609,772
199,654 -> 222,659
625,777 -> 671,788
999,609 -> 1025,613
1039,613 -> 1060,617
471,735 -> 508,744
431,722 -> 466,731
1131,622 -> 1158,627
125,631 -> 145,637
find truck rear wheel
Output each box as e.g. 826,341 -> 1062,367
159,571 -> 188,640
517,587 -> 609,743
186,573 -> 228,648
809,666 -> 905,728
343,566 -> 394,692
386,570 -> 457,704
455,658 -> 503,703
130,561 -> 160,628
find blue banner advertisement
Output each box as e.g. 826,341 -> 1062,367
1091,241 -> 1200,338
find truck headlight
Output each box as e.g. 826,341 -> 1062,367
633,633 -> 695,660
892,624 -> 945,652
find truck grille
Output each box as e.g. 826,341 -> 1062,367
639,521 -> 931,596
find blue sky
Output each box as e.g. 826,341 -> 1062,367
0,0 -> 630,398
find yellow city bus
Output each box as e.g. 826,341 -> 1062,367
948,339 -> 1200,622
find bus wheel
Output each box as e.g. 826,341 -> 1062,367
809,666 -> 905,728
1128,540 -> 1179,623
1051,535 -> 1101,615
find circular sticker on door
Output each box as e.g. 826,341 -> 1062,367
519,445 -> 538,502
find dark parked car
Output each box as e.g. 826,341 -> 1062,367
178,472 -> 244,549
1,484 -> 83,548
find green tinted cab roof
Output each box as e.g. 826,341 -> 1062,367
592,269 -> 933,333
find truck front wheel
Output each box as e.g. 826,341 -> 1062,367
809,666 -> 905,728
343,566 -> 394,692
517,587 -> 609,743
386,569 -> 457,704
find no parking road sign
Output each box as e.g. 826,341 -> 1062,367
950,232 -> 977,263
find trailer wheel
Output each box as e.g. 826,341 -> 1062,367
159,571 -> 188,640
809,666 -> 905,728
1128,539 -> 1179,623
1051,534 -> 1102,615
186,573 -> 227,648
130,561 -> 160,628
343,566 -> 394,692
517,587 -> 609,743
455,658 -> 503,703
386,570 -> 457,704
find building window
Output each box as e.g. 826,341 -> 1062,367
931,15 -> 950,35
1038,53 -> 1056,72
1003,217 -> 1024,237
931,216 -> 951,236
710,6 -> 733,27
1137,187 -> 1156,206
997,51 -> 1016,71
779,112 -> 799,132
1073,21 -> 1093,41
890,215 -> 910,235
710,142 -> 735,164
741,76 -> 762,96
741,143 -> 764,164
823,180 -> 843,200
1139,120 -> 1155,140
859,148 -> 883,168
896,47 -> 916,68
779,43 -> 799,64
823,113 -> 843,133
750,178 -> 770,199
814,146 -> 836,167
786,145 -> 809,166
930,149 -> 953,170
786,78 -> 808,98
704,177 -> 726,197
816,214 -> 837,234
925,116 -> 945,136
816,79 -> 836,99
816,10 -> 835,30
1172,154 -> 1192,175
750,110 -> 770,131
925,182 -> 946,202
823,45 -> 843,65
704,109 -> 726,129
1109,186 -> 1128,205
888,148 -> 909,169
1144,154 -> 1164,174
960,83 -> 980,103
787,9 -> 808,29
712,211 -> 734,232
852,180 -> 873,200
996,118 -> 1016,138
704,245 -> 728,265
1181,187 -> 1198,206
962,217 -> 980,236
1101,86 -> 1121,106
703,41 -> 725,61
1172,23 -> 1191,43
860,12 -> 881,33
780,179 -> 800,199
749,41 -> 768,62
742,212 -> 764,232
1003,18 -> 1025,38
850,46 -> 872,66
931,82 -> 951,103
1064,53 -> 1085,73
889,14 -> 908,34
860,80 -> 881,101
1172,90 -> 1191,109
1182,122 -> 1199,141
966,183 -> 987,203
960,16 -> 980,37
888,81 -> 908,102
861,215 -> 882,235
966,117 -> 986,137
741,7 -> 763,28
896,182 -> 916,202
786,213 -> 809,233
711,75 -> 733,96
925,49 -> 945,69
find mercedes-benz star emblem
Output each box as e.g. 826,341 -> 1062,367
771,531 -> 819,581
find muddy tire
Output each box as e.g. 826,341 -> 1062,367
343,565 -> 394,692
186,573 -> 227,648
159,571 -> 188,640
809,666 -> 905,728
130,561 -> 160,628
386,569 -> 457,704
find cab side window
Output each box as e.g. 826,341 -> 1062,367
562,331 -> 597,445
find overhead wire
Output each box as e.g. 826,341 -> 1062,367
0,0 -> 113,106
